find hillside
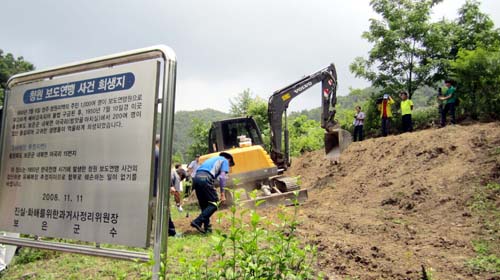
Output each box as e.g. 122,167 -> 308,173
1,123 -> 498,279
171,109 -> 229,160
287,122 -> 500,279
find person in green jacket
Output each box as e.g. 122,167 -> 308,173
439,80 -> 457,127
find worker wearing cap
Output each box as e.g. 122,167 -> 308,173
190,152 -> 235,234
378,94 -> 394,136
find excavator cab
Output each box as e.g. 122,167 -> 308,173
202,117 -> 307,207
208,117 -> 263,152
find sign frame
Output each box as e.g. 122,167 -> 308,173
0,45 -> 176,279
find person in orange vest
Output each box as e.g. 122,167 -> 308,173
378,94 -> 395,136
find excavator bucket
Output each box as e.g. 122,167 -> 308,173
324,128 -> 352,163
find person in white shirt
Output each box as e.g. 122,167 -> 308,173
187,155 -> 200,179
353,106 -> 365,142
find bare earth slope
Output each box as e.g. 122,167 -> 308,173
287,123 -> 500,279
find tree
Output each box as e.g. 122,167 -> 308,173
424,1 -> 500,85
186,118 -> 210,159
247,97 -> 270,148
422,18 -> 457,82
229,89 -> 269,128
247,97 -> 268,132
446,1 -> 500,120
350,0 -> 442,98
229,89 -> 271,148
229,89 -> 268,122
0,50 -> 35,106
454,0 -> 500,52
229,89 -> 254,117
450,47 -> 500,120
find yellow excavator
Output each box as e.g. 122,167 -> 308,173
199,63 -> 351,206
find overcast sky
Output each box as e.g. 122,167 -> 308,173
2,0 -> 499,113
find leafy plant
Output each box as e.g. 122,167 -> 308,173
486,182 -> 500,191
169,189 -> 320,279
467,240 -> 500,273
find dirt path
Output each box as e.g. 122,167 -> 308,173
287,123 -> 500,279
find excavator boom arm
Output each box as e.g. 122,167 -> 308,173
267,63 -> 338,170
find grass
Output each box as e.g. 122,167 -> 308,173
465,182 -> 500,274
490,147 -> 500,156
467,240 -> 500,273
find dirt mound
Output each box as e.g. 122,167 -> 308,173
287,123 -> 500,279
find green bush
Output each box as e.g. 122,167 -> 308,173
288,115 -> 324,156
14,247 -> 59,265
168,190 -> 320,279
412,107 -> 440,130
451,48 -> 500,121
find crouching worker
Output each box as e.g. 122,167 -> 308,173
171,167 -> 187,212
190,152 -> 235,234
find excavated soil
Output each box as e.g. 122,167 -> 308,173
286,122 -> 500,280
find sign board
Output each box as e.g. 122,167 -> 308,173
0,59 -> 159,247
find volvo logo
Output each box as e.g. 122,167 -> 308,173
293,81 -> 313,94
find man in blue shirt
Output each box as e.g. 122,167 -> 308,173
190,152 -> 235,234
